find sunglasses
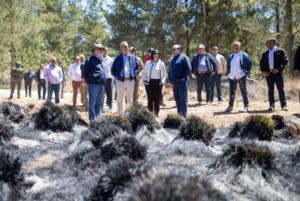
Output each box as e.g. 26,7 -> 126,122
172,48 -> 178,51
213,49 -> 218,50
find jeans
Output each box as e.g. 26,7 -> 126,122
145,79 -> 162,116
105,78 -> 113,109
196,73 -> 212,103
266,72 -> 287,108
47,83 -> 60,104
37,80 -> 46,99
24,81 -> 33,97
88,84 -> 105,120
173,79 -> 189,117
228,76 -> 249,107
210,73 -> 222,102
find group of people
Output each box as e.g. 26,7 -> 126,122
8,38 -> 300,121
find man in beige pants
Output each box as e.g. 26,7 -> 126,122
111,41 -> 141,113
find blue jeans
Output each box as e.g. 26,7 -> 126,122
47,83 -> 60,103
105,78 -> 113,109
173,80 -> 189,117
196,73 -> 212,103
210,73 -> 222,102
266,72 -> 287,108
228,76 -> 249,107
88,84 -> 105,120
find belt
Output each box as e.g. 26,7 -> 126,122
198,71 -> 208,75
124,77 -> 131,80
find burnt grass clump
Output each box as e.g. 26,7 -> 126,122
0,101 -> 29,124
125,104 -> 159,133
229,115 -> 274,141
163,113 -> 184,129
99,135 -> 147,163
0,118 -> 14,144
89,156 -> 137,201
33,102 -> 87,132
179,115 -> 216,145
0,149 -> 25,200
129,174 -> 226,201
216,143 -> 274,170
84,114 -> 132,147
272,115 -> 300,139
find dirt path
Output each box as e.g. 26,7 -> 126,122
1,87 -> 300,127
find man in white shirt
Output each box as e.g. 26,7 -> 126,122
225,41 -> 252,113
68,56 -> 82,106
45,57 -> 63,104
103,47 -> 114,111
111,41 -> 141,113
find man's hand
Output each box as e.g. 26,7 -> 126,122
191,74 -> 196,79
272,68 -> 280,74
262,71 -> 270,77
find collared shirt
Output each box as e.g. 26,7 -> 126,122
123,54 -> 130,78
198,54 -> 207,72
228,53 -> 245,79
68,63 -> 82,81
40,68 -> 45,79
268,47 -> 276,70
103,55 -> 114,79
45,65 -> 63,84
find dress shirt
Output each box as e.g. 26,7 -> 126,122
228,53 -> 245,79
45,65 -> 63,84
123,55 -> 130,78
268,47 -> 276,70
68,63 -> 82,81
198,54 -> 208,72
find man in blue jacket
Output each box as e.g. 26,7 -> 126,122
82,43 -> 107,120
260,38 -> 288,112
111,41 -> 141,113
169,44 -> 192,117
225,41 -> 252,113
191,44 -> 217,104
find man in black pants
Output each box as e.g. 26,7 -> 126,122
35,64 -> 47,100
24,68 -> 35,97
260,38 -> 288,112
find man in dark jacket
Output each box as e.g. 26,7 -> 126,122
260,38 -> 288,112
191,44 -> 217,104
169,44 -> 192,117
35,64 -> 47,100
8,61 -> 24,99
111,41 -> 141,113
225,41 -> 252,113
24,68 -> 35,97
82,43 -> 107,120
293,45 -> 300,75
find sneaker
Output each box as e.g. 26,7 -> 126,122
225,106 -> 233,113
282,106 -> 288,111
244,106 -> 249,112
267,107 -> 274,113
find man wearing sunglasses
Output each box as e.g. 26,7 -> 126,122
111,41 -> 141,113
169,44 -> 192,117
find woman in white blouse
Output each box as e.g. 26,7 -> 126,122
142,49 -> 167,116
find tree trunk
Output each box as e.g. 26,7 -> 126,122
274,0 -> 280,42
9,0 -> 15,70
286,0 -> 294,74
